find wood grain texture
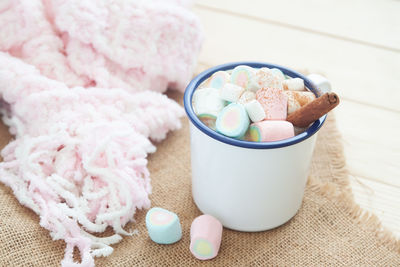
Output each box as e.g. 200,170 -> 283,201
351,177 -> 400,237
197,0 -> 400,51
335,100 -> 400,187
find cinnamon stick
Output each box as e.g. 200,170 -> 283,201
286,92 -> 339,127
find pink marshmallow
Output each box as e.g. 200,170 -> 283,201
256,88 -> 288,120
190,215 -> 223,260
249,121 -> 294,142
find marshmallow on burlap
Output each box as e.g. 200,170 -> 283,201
190,215 -> 223,260
146,207 -> 182,245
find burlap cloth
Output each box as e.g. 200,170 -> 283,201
0,91 -> 399,266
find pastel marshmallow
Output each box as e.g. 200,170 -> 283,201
270,68 -> 285,81
216,103 -> 250,139
146,207 -> 182,244
247,121 -> 294,142
192,87 -> 226,117
244,100 -> 266,122
198,113 -> 217,130
307,73 -> 332,94
237,90 -> 256,105
230,65 -> 260,92
206,71 -> 231,89
284,91 -> 316,114
256,87 -> 288,120
256,67 -> 283,90
219,83 -> 244,102
190,215 -> 223,260
283,78 -> 305,91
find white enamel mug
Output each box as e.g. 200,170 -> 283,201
183,62 -> 327,232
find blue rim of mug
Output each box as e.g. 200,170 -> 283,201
183,61 -> 327,149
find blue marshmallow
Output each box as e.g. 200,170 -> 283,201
145,207 -> 182,244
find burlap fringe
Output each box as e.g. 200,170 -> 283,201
308,115 -> 400,254
323,114 -> 351,193
309,179 -> 400,254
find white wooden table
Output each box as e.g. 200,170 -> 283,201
193,0 -> 400,237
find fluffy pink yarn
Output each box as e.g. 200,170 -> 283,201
0,0 -> 202,91
0,1 -> 202,266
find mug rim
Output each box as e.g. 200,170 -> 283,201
183,61 -> 327,149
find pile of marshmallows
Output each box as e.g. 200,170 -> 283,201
192,65 -> 316,142
146,207 -> 222,260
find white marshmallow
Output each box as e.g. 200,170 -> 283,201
247,76 -> 261,92
245,100 -> 266,122
270,68 -> 285,81
283,78 -> 305,91
219,83 -> 244,103
193,87 -> 226,117
307,73 -> 331,94
237,90 -> 256,105
256,67 -> 283,90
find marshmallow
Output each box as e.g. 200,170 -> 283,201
190,215 -> 223,260
205,71 -> 231,89
306,73 -> 332,94
230,65 -> 260,92
284,91 -> 316,114
192,87 -> 226,117
255,67 -> 283,90
237,90 -> 256,105
216,103 -> 250,139
270,68 -> 285,81
283,78 -> 305,91
219,83 -> 244,102
146,207 -> 182,245
256,87 -> 288,120
198,113 -> 217,130
244,100 -> 266,122
247,121 -> 294,142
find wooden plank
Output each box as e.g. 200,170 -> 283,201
193,7 -> 400,112
335,100 -> 400,187
196,0 -> 400,51
350,177 -> 400,237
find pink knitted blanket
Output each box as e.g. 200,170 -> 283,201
0,1 -> 202,266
